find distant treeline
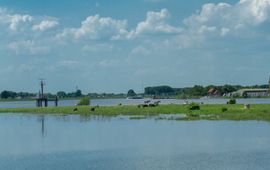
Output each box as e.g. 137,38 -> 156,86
144,84 -> 269,98
0,89 -> 126,99
0,90 -> 85,99
0,91 -> 36,99
57,91 -> 125,99
0,84 -> 268,99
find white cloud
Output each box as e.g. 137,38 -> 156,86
1,0 -> 270,57
198,25 -> 216,34
0,8 -> 32,30
9,14 -> 33,31
57,14 -> 128,40
221,27 -> 230,36
57,9 -> 182,41
7,40 -> 50,55
239,0 -> 270,24
48,60 -> 86,71
0,8 -> 33,31
128,9 -> 182,38
0,1 -> 270,91
98,59 -> 119,67
32,20 -> 58,31
184,0 -> 270,36
0,7 -> 59,55
0,6 -> 60,34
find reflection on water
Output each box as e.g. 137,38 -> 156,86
0,114 -> 270,170
37,116 -> 45,137
1,98 -> 270,108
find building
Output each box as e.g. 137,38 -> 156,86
233,89 -> 269,97
232,77 -> 270,97
207,88 -> 220,97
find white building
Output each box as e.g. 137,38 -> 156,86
233,89 -> 269,97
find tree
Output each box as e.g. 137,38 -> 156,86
1,91 -> 10,99
75,89 -> 82,97
57,91 -> 67,98
221,85 -> 237,95
127,89 -> 136,97
1,91 -> 17,99
145,86 -> 175,95
189,85 -> 206,96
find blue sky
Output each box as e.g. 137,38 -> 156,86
0,0 -> 269,93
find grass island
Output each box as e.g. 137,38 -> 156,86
0,104 -> 270,122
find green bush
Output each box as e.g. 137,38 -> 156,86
221,107 -> 228,112
77,97 -> 90,106
188,103 -> 200,110
227,99 -> 236,105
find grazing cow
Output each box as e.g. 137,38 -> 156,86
90,107 -> 95,111
142,104 -> 149,108
73,108 -> 78,112
149,104 -> 156,107
144,100 -> 151,104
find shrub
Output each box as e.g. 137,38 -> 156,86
221,107 -> 228,112
189,113 -> 200,117
127,89 -> 136,97
188,103 -> 200,110
227,99 -> 236,105
77,97 -> 90,106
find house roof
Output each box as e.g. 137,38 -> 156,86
208,88 -> 216,94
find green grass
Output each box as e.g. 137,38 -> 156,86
0,104 -> 270,121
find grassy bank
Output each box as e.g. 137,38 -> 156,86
0,104 -> 270,121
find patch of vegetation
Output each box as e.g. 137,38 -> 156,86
227,99 -> 236,104
129,116 -> 147,120
221,107 -> 228,112
77,97 -> 90,106
127,89 -> 136,97
188,103 -> 200,110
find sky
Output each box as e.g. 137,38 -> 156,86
0,0 -> 270,93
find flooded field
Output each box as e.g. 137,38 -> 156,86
0,114 -> 270,170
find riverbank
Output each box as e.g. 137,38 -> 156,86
0,104 -> 270,121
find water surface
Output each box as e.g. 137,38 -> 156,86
0,114 -> 270,170
1,98 -> 270,108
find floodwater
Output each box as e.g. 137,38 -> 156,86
1,98 -> 270,108
0,113 -> 270,170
